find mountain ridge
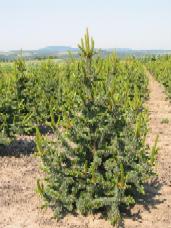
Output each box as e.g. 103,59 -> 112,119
0,46 -> 171,61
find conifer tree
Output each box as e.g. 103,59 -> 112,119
36,29 -> 156,226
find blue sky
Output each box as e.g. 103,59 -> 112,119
0,0 -> 171,50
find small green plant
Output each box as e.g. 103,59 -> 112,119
150,135 -> 159,165
161,118 -> 169,124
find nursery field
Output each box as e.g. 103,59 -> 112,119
0,31 -> 171,228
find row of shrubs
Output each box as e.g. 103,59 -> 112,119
0,30 -> 157,226
0,30 -> 157,225
147,55 -> 171,98
0,58 -> 72,138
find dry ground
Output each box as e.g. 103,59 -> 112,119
124,70 -> 171,227
0,71 -> 171,228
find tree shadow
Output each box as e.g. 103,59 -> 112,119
0,136 -> 36,157
38,125 -> 53,135
0,125 -> 54,157
120,178 -> 165,227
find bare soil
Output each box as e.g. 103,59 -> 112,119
124,70 -> 171,227
1,71 -> 171,228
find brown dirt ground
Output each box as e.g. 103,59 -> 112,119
1,70 -> 171,228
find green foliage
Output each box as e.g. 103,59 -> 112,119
161,118 -> 169,124
0,30 -> 156,225
36,30 -> 156,226
0,68 -> 17,138
150,135 -> 159,166
147,55 -> 171,99
0,122 -> 11,145
0,57 -> 77,137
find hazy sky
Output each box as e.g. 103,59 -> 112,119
0,0 -> 171,50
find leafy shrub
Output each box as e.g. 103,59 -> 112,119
36,30 -> 156,226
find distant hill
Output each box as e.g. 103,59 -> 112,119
0,46 -> 79,61
38,46 -> 78,53
0,46 -> 171,61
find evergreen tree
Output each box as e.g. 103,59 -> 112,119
36,29 -> 157,226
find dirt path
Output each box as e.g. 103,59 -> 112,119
124,70 -> 171,227
1,70 -> 171,228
